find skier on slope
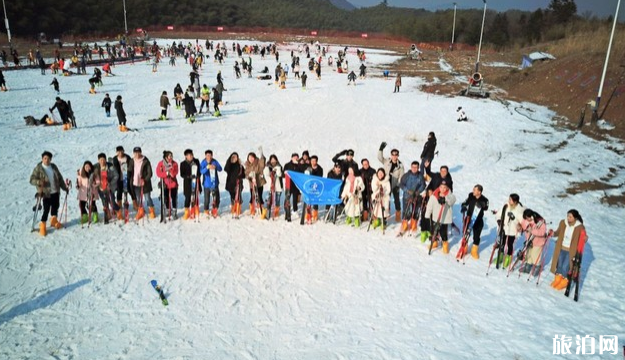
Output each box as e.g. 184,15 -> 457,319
156,150 -> 179,219
347,71 -> 356,85
548,209 -> 586,291
30,151 -> 69,236
370,168 -> 391,230
49,97 -> 71,130
224,152 -> 246,216
112,146 -> 136,219
101,93 -> 112,117
359,63 -> 367,79
200,150 -> 222,218
496,194 -> 524,268
211,88 -> 221,116
424,181 -> 456,253
173,83 -> 184,109
283,153 -> 303,213
115,95 -> 128,132
179,149 -> 201,220
215,81 -> 226,105
244,148 -> 267,216
263,154 -> 284,219
92,153 -> 119,224
359,159 -> 375,222
159,91 -> 170,120
183,91 -> 197,122
301,71 -> 307,89
130,147 -> 154,220
420,132 -> 437,174
50,77 -> 60,93
199,85 -> 210,113
518,209 -> 548,275
398,161 -> 426,235
460,184 -> 490,260
76,161 -> 99,224
341,167 -> 365,227
378,142 -> 405,222
394,73 -> 402,93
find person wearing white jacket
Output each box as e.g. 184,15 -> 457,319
424,181 -> 456,254
341,167 -> 365,226
263,155 -> 283,219
370,168 -> 391,230
497,194 -> 524,267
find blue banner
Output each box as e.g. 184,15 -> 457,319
285,171 -> 343,206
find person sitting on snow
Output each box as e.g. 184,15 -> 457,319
457,107 -> 468,122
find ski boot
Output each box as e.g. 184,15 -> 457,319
471,245 -> 479,260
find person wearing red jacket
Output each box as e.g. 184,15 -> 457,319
156,150 -> 179,219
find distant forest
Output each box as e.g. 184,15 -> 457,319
2,0 -> 608,48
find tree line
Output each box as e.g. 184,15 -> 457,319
2,0 -> 609,49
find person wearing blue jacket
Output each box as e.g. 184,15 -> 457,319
200,150 -> 222,217
398,161 -> 426,233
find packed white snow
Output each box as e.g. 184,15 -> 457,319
1,38 -> 624,359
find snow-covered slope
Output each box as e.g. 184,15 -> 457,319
0,40 -> 624,359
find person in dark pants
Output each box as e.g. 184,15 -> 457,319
420,132 -> 437,174
461,184 -> 489,259
49,97 -> 70,127
179,149 -> 201,219
283,153 -> 303,212
224,152 -> 245,216
359,158 -> 375,221
115,95 -> 128,131
101,93 -> 112,117
30,151 -> 69,236
112,146 -> 136,217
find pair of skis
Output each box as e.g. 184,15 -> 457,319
565,231 -> 587,302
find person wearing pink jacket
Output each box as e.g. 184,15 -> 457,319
76,161 -> 99,224
519,209 -> 548,275
156,151 -> 179,219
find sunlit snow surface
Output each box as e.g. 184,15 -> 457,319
0,39 -> 624,359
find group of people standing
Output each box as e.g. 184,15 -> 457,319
29,129 -> 586,295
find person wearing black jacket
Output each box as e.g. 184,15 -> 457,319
173,83 -> 184,109
112,146 -> 135,216
424,160 -> 453,192
224,152 -> 245,216
283,153 -> 303,212
359,159 -> 376,221
420,132 -> 437,173
308,155 -> 324,221
461,184 -> 489,259
101,93 -> 112,117
332,149 -> 360,179
115,95 -> 127,132
50,97 -> 70,127
180,149 -> 201,219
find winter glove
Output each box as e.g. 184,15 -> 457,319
507,211 -> 515,220
548,229 -> 554,238
461,204 -> 467,213
341,149 -> 348,156
438,196 -> 446,205
379,142 -> 387,151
